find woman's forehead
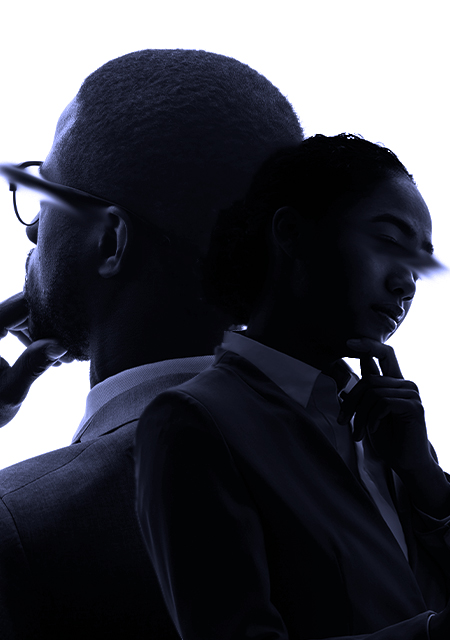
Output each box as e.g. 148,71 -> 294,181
344,175 -> 432,236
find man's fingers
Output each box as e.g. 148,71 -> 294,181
19,340 -> 68,376
11,320 -> 29,334
1,340 -> 68,406
9,330 -> 32,347
0,293 -> 28,332
57,353 -> 75,364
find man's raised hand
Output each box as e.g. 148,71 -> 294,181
0,292 -> 68,428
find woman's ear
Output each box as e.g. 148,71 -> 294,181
97,206 -> 133,278
271,206 -> 310,259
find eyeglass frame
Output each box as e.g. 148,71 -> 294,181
0,160 -> 159,231
0,161 -> 444,279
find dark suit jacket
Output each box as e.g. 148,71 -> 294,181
0,372 -> 197,639
136,349 -> 450,640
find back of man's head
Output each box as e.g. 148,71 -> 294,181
49,49 -> 303,254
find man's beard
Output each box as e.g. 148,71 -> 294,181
24,255 -> 90,362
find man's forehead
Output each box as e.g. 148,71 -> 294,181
54,97 -> 79,141
42,97 -> 79,180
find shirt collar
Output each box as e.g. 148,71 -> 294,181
73,356 -> 214,442
221,331 -> 357,407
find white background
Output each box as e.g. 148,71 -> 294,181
0,0 -> 448,469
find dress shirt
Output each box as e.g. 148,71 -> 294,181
221,330 -> 409,560
72,356 -> 214,443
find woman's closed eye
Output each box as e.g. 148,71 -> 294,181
379,234 -> 401,245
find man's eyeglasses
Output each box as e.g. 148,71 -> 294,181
0,160 -> 151,228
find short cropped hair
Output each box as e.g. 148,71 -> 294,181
203,133 -> 414,323
49,49 -> 303,252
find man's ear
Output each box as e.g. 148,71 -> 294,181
271,206 -> 310,259
97,206 -> 133,278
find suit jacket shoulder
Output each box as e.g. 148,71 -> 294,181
0,417 -> 179,638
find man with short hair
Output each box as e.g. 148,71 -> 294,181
0,49 -> 303,638
136,134 -> 450,639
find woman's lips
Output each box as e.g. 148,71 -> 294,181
371,303 -> 404,332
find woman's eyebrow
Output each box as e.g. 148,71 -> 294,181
370,213 -> 434,255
